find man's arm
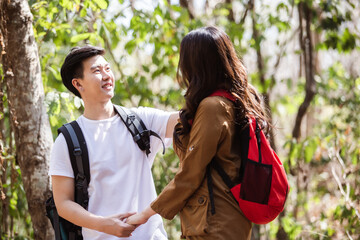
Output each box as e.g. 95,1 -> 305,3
52,175 -> 136,237
165,112 -> 179,138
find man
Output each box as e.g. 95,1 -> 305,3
49,45 -> 178,239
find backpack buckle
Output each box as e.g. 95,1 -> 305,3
73,147 -> 82,156
127,114 -> 136,124
133,130 -> 150,142
133,134 -> 141,142
128,114 -> 135,121
142,130 -> 151,137
75,173 -> 85,182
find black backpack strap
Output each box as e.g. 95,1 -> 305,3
114,105 -> 165,156
206,164 -> 216,215
207,159 -> 236,216
212,160 -> 235,189
148,130 -> 165,154
255,119 -> 262,163
69,232 -> 76,240
239,120 -> 250,182
206,119 -> 253,217
58,121 -> 90,210
50,197 -> 61,240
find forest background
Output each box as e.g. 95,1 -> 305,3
0,0 -> 359,239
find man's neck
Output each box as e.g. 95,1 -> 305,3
83,100 -> 115,120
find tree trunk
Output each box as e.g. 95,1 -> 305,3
0,0 -> 54,239
292,1 -> 316,140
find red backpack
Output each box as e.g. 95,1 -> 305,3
207,90 -> 289,224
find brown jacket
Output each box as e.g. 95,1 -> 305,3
151,96 -> 252,240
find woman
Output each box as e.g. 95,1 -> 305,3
127,26 -> 270,239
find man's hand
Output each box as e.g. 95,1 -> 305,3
100,212 -> 137,237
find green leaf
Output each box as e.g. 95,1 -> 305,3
80,8 -> 87,17
142,65 -> 150,73
304,138 -> 318,163
124,39 -> 137,54
288,139 -> 300,166
49,115 -> 59,127
93,0 -> 108,9
31,1 -> 48,10
60,0 -> 73,10
47,66 -> 61,81
70,33 -> 90,43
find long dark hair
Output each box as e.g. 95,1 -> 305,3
174,26 -> 269,149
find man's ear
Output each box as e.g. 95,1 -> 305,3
72,78 -> 83,92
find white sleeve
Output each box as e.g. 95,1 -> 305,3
131,107 -> 172,161
48,133 -> 74,178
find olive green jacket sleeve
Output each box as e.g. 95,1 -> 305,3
151,97 -> 233,219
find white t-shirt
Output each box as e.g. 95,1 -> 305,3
49,106 -> 171,240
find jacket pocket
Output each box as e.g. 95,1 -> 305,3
180,194 -> 209,236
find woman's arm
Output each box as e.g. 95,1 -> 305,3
151,97 -> 231,219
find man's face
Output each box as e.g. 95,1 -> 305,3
74,55 -> 115,102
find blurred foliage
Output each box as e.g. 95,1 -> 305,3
0,0 -> 359,239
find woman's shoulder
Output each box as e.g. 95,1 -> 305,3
198,96 -> 234,112
195,96 -> 235,122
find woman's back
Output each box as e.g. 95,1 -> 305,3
172,96 -> 252,240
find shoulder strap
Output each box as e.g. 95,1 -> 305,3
207,159 -> 235,216
255,119 -> 262,163
58,121 -> 90,209
46,196 -> 61,240
238,121 -> 250,182
114,105 -> 165,156
53,211 -> 61,240
206,118 -> 252,216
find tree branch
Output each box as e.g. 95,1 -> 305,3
180,0 -> 195,19
225,0 -> 235,22
240,0 -> 253,24
329,149 -> 360,221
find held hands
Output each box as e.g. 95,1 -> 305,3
100,206 -> 156,236
126,206 -> 156,227
126,212 -> 150,227
99,212 -> 136,238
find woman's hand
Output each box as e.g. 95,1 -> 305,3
126,212 -> 149,226
126,206 -> 157,227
